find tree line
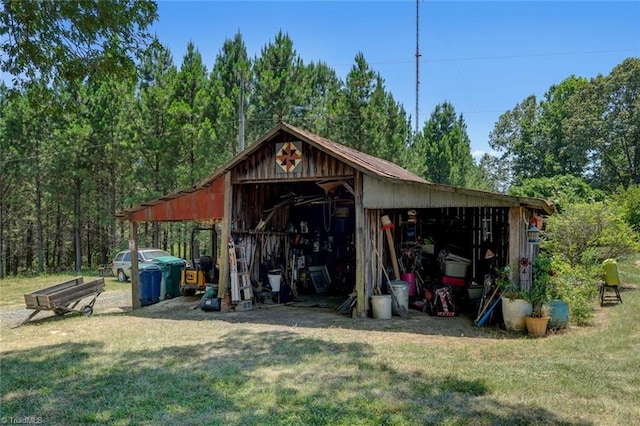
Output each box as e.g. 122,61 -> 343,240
1,3 -> 638,277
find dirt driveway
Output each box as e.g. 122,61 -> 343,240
3,286 -> 526,339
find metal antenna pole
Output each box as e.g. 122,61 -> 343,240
415,0 -> 421,135
238,75 -> 245,153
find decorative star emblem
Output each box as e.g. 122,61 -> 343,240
276,142 -> 302,172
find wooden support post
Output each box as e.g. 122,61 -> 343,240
508,206 -> 525,285
217,172 -> 232,299
354,172 -> 366,317
130,221 -> 140,309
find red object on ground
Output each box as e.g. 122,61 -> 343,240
441,276 -> 466,287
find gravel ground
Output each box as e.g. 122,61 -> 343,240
1,289 -> 133,328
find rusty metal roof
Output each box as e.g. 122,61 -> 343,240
283,123 -> 428,184
116,122 -> 553,221
114,175 -> 225,221
199,122 -> 427,186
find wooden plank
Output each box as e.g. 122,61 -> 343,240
24,294 -> 39,309
51,283 -> 104,304
27,277 -> 84,296
36,295 -> 53,308
508,206 -> 525,284
46,280 -> 106,308
51,291 -> 101,309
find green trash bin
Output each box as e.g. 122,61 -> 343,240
155,256 -> 187,299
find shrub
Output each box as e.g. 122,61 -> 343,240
549,258 -> 599,326
509,175 -> 606,213
544,201 -> 640,265
611,185 -> 640,236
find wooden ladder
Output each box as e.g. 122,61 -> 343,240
228,238 -> 253,305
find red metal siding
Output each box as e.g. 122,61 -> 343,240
128,177 -> 225,222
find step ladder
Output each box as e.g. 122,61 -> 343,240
228,238 -> 253,308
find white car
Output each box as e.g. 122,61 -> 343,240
111,248 -> 170,282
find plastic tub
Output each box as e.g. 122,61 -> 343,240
442,276 -> 466,287
444,261 -> 468,278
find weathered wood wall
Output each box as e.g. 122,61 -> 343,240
232,134 -> 355,183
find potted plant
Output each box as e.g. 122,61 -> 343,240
524,253 -> 552,336
538,253 -> 569,330
496,265 -> 532,332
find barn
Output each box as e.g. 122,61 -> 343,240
116,122 -> 554,317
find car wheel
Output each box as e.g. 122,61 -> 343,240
117,270 -> 127,282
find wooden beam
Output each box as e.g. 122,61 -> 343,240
354,171 -> 366,317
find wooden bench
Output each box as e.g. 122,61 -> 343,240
98,264 -> 113,277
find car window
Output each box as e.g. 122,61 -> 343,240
141,250 -> 170,261
123,252 -> 131,262
115,252 -> 124,261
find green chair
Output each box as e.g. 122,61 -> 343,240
600,259 -> 623,306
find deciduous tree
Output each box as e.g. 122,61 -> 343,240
1,0 -> 157,83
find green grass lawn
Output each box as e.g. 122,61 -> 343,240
1,259 -> 639,425
618,254 -> 640,286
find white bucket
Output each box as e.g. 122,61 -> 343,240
371,295 -> 392,319
391,280 -> 409,316
268,273 -> 281,292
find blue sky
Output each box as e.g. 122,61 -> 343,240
152,1 -> 639,159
